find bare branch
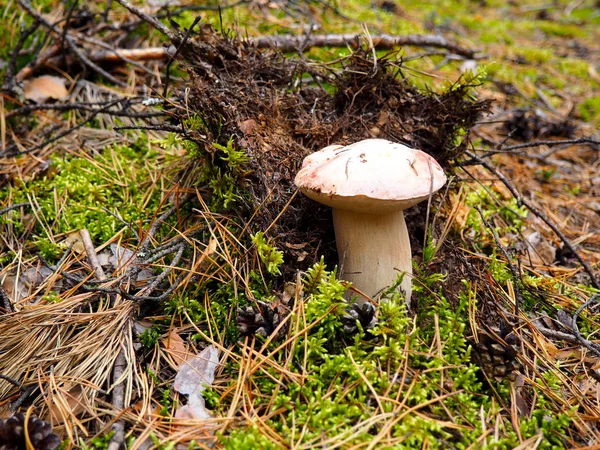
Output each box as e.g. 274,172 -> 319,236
253,33 -> 479,58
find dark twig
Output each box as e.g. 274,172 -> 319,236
464,150 -> 600,290
113,124 -> 186,133
572,294 -> 600,358
3,20 -> 40,93
136,243 -> 184,297
1,97 -> 135,157
7,101 -> 165,120
474,206 -> 522,315
0,375 -> 35,410
0,374 -> 21,388
0,286 -> 13,313
479,137 -> 600,159
138,194 -> 194,255
10,385 -> 37,410
113,0 -> 178,43
0,203 -> 32,215
163,15 -> 202,97
101,207 -> 141,243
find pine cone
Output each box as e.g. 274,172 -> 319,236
0,413 -> 60,450
342,302 -> 377,335
470,326 -> 522,382
236,299 -> 288,339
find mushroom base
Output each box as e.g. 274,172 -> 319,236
333,209 -> 412,307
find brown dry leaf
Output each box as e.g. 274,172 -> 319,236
550,347 -> 598,364
46,384 -> 86,424
64,232 -> 85,254
162,329 -> 193,364
23,75 -> 69,104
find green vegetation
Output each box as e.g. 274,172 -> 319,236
211,261 -> 574,448
0,142 -> 161,244
251,232 -> 284,276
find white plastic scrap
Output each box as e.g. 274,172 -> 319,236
173,345 -> 220,419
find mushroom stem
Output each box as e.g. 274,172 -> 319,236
332,208 -> 412,306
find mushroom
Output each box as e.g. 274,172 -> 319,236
295,139 -> 447,306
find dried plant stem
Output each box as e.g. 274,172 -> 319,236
474,206 -> 522,314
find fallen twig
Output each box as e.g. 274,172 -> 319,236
572,294 -> 600,358
477,137 -> 600,159
0,97 -> 137,157
6,101 -> 164,120
0,202 -> 32,215
253,33 -> 479,58
534,323 -> 600,355
80,229 -> 106,281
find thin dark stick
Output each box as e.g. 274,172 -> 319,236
162,15 -> 202,98
101,207 -> 141,242
571,294 -> 600,358
10,385 -> 36,410
114,0 -> 178,42
0,287 -> 13,313
139,194 -> 194,255
479,137 -> 600,159
101,0 -> 113,23
0,374 -> 21,388
0,203 -> 32,215
474,206 -> 522,315
113,125 -> 185,133
1,98 -> 132,157
3,20 -> 40,93
464,150 -> 599,290
7,102 -> 165,120
136,243 -> 184,297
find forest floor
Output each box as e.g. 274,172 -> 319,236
0,0 -> 599,449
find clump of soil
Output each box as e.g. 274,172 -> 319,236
503,108 -> 576,141
169,25 -> 491,275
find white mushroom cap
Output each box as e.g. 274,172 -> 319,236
300,144 -> 344,169
295,139 -> 447,214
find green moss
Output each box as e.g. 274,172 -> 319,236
513,46 -> 553,64
558,58 -> 591,78
0,141 -> 162,244
536,21 -> 584,38
212,260 -> 573,448
579,96 -> 600,124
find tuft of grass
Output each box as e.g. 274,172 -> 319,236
579,96 -> 600,124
